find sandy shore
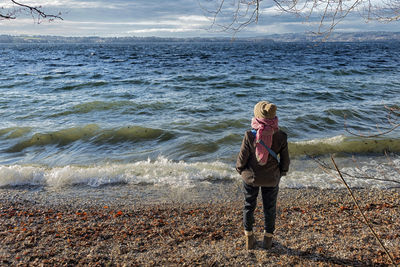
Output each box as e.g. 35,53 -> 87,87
1,187 -> 399,266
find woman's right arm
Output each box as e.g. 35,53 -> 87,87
236,132 -> 251,174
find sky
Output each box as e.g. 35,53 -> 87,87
1,0 -> 400,37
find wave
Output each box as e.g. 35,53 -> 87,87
6,124 -> 175,153
173,134 -> 400,158
289,135 -> 400,157
245,75 -> 281,82
0,127 -> 32,139
50,101 -> 133,116
1,155 -> 399,189
42,72 -> 73,80
0,81 -> 30,89
174,74 -> 226,83
55,81 -> 109,91
177,119 -> 248,133
50,100 -> 175,117
0,157 -> 236,188
332,69 -> 368,76
118,79 -> 150,85
168,135 -> 400,159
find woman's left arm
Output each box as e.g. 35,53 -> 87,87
279,133 -> 290,176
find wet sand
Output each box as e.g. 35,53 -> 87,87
1,187 -> 399,266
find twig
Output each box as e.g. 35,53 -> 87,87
8,0 -> 63,22
330,155 -> 396,265
0,13 -> 16,19
344,104 -> 400,138
345,122 -> 400,138
199,0 -> 260,36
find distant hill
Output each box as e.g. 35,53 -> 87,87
1,32 -> 400,43
265,31 -> 400,42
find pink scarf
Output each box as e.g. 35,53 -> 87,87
251,117 -> 279,165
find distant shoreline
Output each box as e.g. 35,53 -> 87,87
1,31 -> 400,44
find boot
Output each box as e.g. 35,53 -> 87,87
245,230 -> 256,250
262,232 -> 273,249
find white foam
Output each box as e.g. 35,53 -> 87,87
293,135 -> 346,145
1,156 -> 399,189
0,165 -> 45,187
0,156 -> 237,188
280,156 -> 400,189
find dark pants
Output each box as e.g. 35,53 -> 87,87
243,182 -> 279,234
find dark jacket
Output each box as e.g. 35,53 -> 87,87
236,129 -> 290,187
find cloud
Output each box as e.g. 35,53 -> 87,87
1,0 -> 399,37
128,28 -> 195,34
176,15 -> 209,23
260,6 -> 285,16
1,0 -> 128,9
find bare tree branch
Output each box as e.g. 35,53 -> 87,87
201,0 -> 400,38
200,0 -> 261,35
0,0 -> 62,22
344,105 -> 400,138
0,10 -> 16,19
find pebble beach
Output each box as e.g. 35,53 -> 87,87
1,186 -> 399,266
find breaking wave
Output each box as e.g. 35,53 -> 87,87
1,155 -> 399,189
6,124 -> 175,153
0,157 -> 236,188
289,135 -> 400,157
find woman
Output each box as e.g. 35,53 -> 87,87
236,101 -> 290,250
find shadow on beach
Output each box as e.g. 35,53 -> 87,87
261,241 -> 371,266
